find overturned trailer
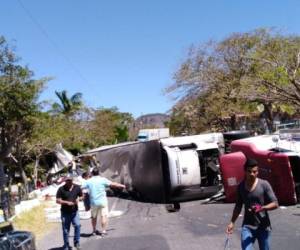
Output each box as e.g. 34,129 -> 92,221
220,129 -> 300,205
84,133 -> 224,207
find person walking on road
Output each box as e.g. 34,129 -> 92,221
226,158 -> 278,250
56,175 -> 83,250
81,167 -> 125,236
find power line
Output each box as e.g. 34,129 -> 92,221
16,0 -> 90,86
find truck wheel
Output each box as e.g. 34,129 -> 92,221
165,202 -> 181,212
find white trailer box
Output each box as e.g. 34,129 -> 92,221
138,128 -> 170,141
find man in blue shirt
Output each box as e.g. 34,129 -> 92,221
82,167 -> 125,236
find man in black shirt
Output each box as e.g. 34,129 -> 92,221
56,175 -> 83,250
226,158 -> 278,250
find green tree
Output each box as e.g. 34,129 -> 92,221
89,107 -> 133,145
52,90 -> 83,115
166,33 -> 256,132
243,30 -> 300,131
166,29 -> 300,133
0,36 -> 47,195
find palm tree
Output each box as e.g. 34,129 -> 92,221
52,90 -> 83,115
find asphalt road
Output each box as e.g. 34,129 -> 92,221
38,198 -> 300,250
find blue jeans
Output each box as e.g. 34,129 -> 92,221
61,211 -> 81,248
241,226 -> 271,250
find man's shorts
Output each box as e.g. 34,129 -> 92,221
91,205 -> 108,218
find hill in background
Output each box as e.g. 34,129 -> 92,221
135,113 -> 169,128
129,113 -> 170,140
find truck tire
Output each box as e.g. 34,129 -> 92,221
165,202 -> 180,212
223,130 -> 250,140
223,131 -> 250,153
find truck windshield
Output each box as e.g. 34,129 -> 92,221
138,135 -> 147,139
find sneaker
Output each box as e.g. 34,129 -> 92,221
74,243 -> 81,250
91,231 -> 96,236
101,230 -> 108,236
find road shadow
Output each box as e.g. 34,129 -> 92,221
81,232 -> 94,237
80,234 -> 170,250
81,228 -> 115,238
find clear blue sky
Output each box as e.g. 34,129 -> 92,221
1,0 -> 300,118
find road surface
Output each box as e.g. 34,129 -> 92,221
38,197 -> 300,250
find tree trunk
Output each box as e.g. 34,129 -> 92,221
0,161 -> 9,220
0,161 -> 5,189
33,158 -> 39,189
230,114 -> 237,130
263,103 -> 274,134
18,163 -> 28,200
16,145 -> 28,199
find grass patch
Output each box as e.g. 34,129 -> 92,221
13,202 -> 58,241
